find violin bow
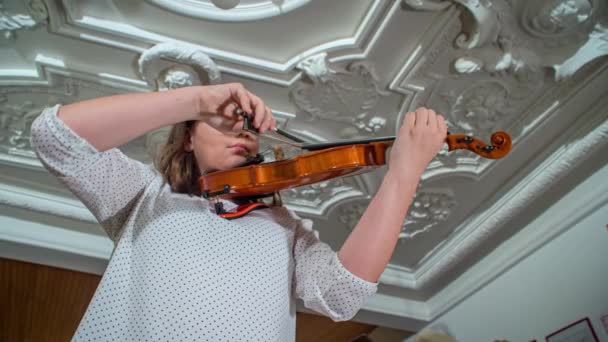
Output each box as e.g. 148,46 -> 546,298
234,108 -> 512,159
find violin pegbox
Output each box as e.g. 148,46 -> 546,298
445,131 -> 512,159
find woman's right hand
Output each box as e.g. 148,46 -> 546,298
197,83 -> 276,134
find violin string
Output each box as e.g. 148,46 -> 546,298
236,106 -> 305,149
258,147 -> 273,156
254,130 -> 304,150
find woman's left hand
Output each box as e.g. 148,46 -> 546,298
196,83 -> 276,134
388,107 -> 448,180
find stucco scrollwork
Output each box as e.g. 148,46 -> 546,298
291,53 -> 391,137
282,178 -> 363,214
404,0 -> 500,49
442,80 -> 514,136
283,178 -> 344,203
452,42 -> 542,78
0,99 -> 41,155
337,189 -> 457,241
138,42 -> 222,91
522,0 -> 595,43
337,201 -> 367,230
553,21 -> 608,80
400,190 -> 456,240
406,0 -> 608,81
0,0 -> 48,40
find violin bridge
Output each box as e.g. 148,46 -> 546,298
272,146 -> 285,161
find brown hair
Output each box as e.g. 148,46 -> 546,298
156,121 -> 201,196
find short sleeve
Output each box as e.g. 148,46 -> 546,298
30,105 -> 157,241
292,214 -> 378,321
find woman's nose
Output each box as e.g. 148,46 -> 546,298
237,131 -> 257,141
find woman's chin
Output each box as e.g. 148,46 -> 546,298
224,155 -> 249,169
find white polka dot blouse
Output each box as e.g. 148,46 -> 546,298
30,105 -> 378,342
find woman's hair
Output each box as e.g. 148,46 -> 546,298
156,121 -> 201,196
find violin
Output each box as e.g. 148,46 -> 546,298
199,109 -> 511,219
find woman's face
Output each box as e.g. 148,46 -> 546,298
185,117 -> 259,173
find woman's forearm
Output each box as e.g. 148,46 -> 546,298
57,86 -> 202,151
338,169 -> 421,282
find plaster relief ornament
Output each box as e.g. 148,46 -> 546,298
337,190 -> 456,241
403,0 -> 606,175
440,80 -> 519,138
281,177 -> 363,214
404,0 -> 608,81
400,190 -> 456,240
337,201 -> 367,230
0,99 -> 40,156
552,21 -> 608,80
138,42 -> 222,158
146,0 -> 307,21
0,0 -> 48,40
291,53 -> 391,138
522,0 -> 595,44
138,42 -> 222,91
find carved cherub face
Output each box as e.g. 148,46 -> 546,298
160,66 -> 197,90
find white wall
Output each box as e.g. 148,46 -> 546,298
410,163 -> 608,342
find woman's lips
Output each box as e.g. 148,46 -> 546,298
229,144 -> 249,154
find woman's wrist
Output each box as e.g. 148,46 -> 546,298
180,86 -> 207,121
385,165 -> 423,188
153,86 -> 207,123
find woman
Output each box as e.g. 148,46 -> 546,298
30,82 -> 447,341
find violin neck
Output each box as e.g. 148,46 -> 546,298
302,136 -> 396,151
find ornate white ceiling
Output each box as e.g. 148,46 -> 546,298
1,0 -> 607,330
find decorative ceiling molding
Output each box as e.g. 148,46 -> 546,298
387,13 -> 508,180
49,0 -> 389,79
138,42 -> 222,90
391,0 -> 607,183
0,52 -> 295,168
291,52 -> 393,139
0,54 -> 149,165
337,66 -> 608,291
415,98 -> 608,290
0,182 -> 96,223
337,189 -> 457,244
404,0 -> 608,80
400,189 -> 457,240
337,199 -> 366,231
146,0 -> 311,22
521,0 -> 598,47
426,150 -> 608,319
554,22 -> 608,80
345,76 -> 603,291
0,0 -> 48,40
0,99 -> 40,158
282,177 -> 366,217
0,212 -> 112,262
0,53 -> 148,90
378,264 -> 418,289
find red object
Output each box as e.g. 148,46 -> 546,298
219,202 -> 269,220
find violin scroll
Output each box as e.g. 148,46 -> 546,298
445,131 -> 511,159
